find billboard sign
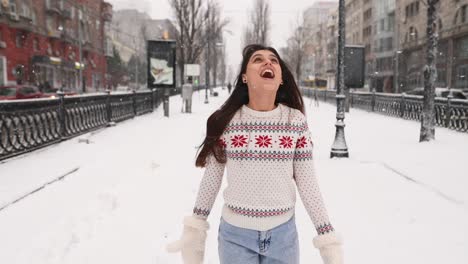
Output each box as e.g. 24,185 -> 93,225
184,64 -> 200,76
344,45 -> 365,88
147,40 -> 176,88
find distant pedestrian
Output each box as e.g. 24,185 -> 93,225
181,76 -> 194,113
227,82 -> 232,94
314,88 -> 320,107
167,44 -> 343,264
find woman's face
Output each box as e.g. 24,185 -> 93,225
243,50 -> 283,93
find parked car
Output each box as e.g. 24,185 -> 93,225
42,87 -> 78,98
462,88 -> 468,98
0,85 -> 43,100
405,87 -> 467,100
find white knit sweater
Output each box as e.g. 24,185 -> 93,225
193,103 -> 334,233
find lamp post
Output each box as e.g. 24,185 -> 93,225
394,50 -> 402,93
78,9 -> 84,93
204,40 -> 210,104
133,37 -> 139,90
330,0 -> 349,158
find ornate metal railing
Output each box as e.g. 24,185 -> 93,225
301,87 -> 468,133
0,89 -> 166,161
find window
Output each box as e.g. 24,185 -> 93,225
407,26 -> 418,42
456,36 -> 468,59
455,66 -> 468,88
0,56 -> 6,86
16,32 -> 25,48
9,0 -> 17,14
31,10 -> 36,24
46,16 -> 54,31
19,86 -> 39,95
0,87 -> 15,96
436,67 -> 447,87
364,8 -> 372,21
405,1 -> 420,18
462,5 -> 467,23
33,38 -> 39,51
388,13 -> 395,31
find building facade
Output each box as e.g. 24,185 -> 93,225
396,0 -> 468,91
0,0 -> 113,92
325,8 -> 338,90
371,0 -> 396,93
303,1 -> 338,82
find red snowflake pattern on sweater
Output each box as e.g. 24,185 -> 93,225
231,135 -> 248,147
255,135 -> 272,148
296,136 -> 308,148
279,136 -> 293,148
218,138 -> 227,148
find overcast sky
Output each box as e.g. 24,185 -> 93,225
107,0 -> 332,73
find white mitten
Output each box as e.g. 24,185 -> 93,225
313,232 -> 343,264
166,216 -> 210,264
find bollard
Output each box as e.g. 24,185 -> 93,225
400,93 -> 406,118
57,91 -> 66,138
445,94 -> 453,128
163,88 -> 170,117
151,88 -> 155,112
105,89 -> 112,125
132,90 -> 137,117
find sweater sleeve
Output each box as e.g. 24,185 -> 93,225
192,153 -> 226,219
293,117 -> 335,236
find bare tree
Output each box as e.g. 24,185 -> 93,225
419,0 -> 440,142
205,0 -> 229,89
242,0 -> 270,47
169,0 -> 207,84
280,17 -> 312,82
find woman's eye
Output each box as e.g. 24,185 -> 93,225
253,57 -> 262,62
271,59 -> 278,64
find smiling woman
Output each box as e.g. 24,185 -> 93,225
167,44 -> 344,264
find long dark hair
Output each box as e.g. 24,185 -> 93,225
195,44 -> 304,167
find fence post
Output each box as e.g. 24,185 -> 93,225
371,91 -> 376,112
105,89 -> 112,125
151,88 -> 155,111
132,90 -> 137,117
400,93 -> 406,118
324,90 -> 327,102
445,94 -> 453,128
57,91 -> 66,138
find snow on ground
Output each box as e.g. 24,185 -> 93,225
0,88 -> 467,263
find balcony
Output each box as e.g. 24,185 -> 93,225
61,28 -> 76,43
45,0 -> 62,15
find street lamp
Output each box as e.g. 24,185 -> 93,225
204,40 -> 210,104
330,0 -> 349,158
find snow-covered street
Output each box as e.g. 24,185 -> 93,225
0,88 -> 467,263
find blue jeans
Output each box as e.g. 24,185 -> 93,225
218,216 -> 299,264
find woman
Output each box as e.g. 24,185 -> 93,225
167,44 -> 343,264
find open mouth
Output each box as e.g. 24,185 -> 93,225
260,69 -> 275,79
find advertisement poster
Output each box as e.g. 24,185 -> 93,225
147,40 -> 176,88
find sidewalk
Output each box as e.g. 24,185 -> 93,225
0,88 -> 467,263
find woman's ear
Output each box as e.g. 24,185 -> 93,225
242,74 -> 247,83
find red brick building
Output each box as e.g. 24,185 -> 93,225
0,0 -> 113,93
